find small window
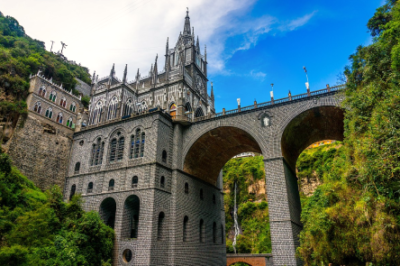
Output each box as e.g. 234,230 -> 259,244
157,212 -> 165,240
162,150 -> 167,163
69,184 -> 76,200
221,224 -> 224,244
74,162 -> 80,174
34,102 -> 41,113
200,189 -> 204,200
123,249 -> 132,263
160,176 -> 165,188
184,183 -> 189,194
213,194 -> 216,204
87,182 -> 93,193
108,179 -> 115,191
132,176 -> 138,188
213,222 -> 217,244
183,216 -> 189,242
199,219 -> 204,243
45,108 -> 53,119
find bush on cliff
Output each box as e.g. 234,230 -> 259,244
0,150 -> 114,266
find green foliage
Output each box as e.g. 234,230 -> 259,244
223,156 -> 271,254
0,150 -> 114,265
0,13 -> 91,107
297,1 -> 400,265
81,95 -> 90,109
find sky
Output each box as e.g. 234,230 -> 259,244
2,0 -> 383,111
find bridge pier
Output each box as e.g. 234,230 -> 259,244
264,157 -> 302,266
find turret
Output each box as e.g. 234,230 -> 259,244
122,64 -> 128,84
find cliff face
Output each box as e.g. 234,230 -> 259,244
6,113 -> 73,191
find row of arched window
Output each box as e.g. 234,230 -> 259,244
70,177 -> 140,196
34,101 -> 73,127
38,87 -> 77,112
183,182 -> 217,204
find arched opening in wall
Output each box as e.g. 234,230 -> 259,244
183,126 -> 270,254
162,150 -> 167,163
99,197 -> 117,229
69,184 -> 76,200
281,105 -> 344,203
157,212 -> 165,240
183,216 -> 189,242
121,195 -> 140,239
160,176 -> 165,188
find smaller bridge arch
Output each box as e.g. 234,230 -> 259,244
226,254 -> 273,266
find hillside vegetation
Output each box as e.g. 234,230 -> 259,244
223,156 -> 271,254
297,0 -> 400,265
0,149 -> 114,266
0,11 -> 91,122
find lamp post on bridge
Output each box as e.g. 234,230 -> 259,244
270,83 -> 274,104
303,66 -> 310,96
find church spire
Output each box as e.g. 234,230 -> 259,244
122,64 -> 128,83
183,8 -> 191,36
165,37 -> 169,55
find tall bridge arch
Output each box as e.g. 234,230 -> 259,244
176,86 -> 345,266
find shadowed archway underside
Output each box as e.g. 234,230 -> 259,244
281,106 -> 344,171
184,126 -> 262,185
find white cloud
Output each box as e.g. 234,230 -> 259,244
280,11 -> 317,31
1,0 -> 316,80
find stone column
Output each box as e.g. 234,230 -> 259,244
264,157 -> 302,266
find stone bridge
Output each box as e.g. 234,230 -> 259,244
226,253 -> 274,266
174,85 -> 345,265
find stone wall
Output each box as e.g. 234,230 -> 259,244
7,112 -> 73,190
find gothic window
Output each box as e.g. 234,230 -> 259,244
49,91 -> 57,102
45,107 -> 52,118
124,99 -> 133,117
74,162 -> 80,174
160,176 -> 165,188
69,184 -> 76,201
56,113 -> 63,124
195,107 -> 204,118
70,102 -> 76,112
200,189 -> 204,200
132,176 -> 138,188
140,132 -> 145,157
90,101 -> 103,125
92,138 -> 104,166
117,137 -> 125,161
134,129 -> 141,158
109,138 -> 117,162
87,182 -> 93,193
129,135 -> 135,159
162,150 -> 167,163
183,216 -> 188,242
66,117 -> 73,128
138,101 -> 147,113
39,87 -> 46,97
107,96 -> 118,120
108,179 -> 115,191
213,222 -> 217,244
213,194 -> 216,204
60,97 -> 67,108
34,102 -> 41,113
199,219 -> 205,243
184,102 -> 192,113
157,212 -> 165,240
184,183 -> 189,194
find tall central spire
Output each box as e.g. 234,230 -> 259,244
183,7 -> 191,36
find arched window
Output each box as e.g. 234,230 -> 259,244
213,194 -> 216,204
39,87 -> 46,97
49,91 -> 57,102
199,219 -> 204,243
90,101 -> 103,125
200,189 -> 204,200
132,176 -> 138,188
109,138 -> 117,162
221,224 -> 224,244
157,212 -> 165,240
60,97 -> 67,108
74,162 -> 80,174
160,176 -> 165,188
195,107 -> 204,118
162,150 -> 167,163
183,216 -> 189,242
117,137 -> 125,161
121,195 -> 140,239
56,113 -> 63,124
87,182 -> 93,193
169,103 -> 177,119
45,107 -> 53,119
70,102 -> 76,112
184,183 -> 189,194
107,97 -> 118,120
140,132 -> 145,157
66,117 -> 73,128
124,98 -> 133,117
108,179 -> 115,191
69,184 -> 76,200
91,138 -> 104,166
213,222 -> 217,244
184,102 -> 192,113
34,102 -> 41,113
